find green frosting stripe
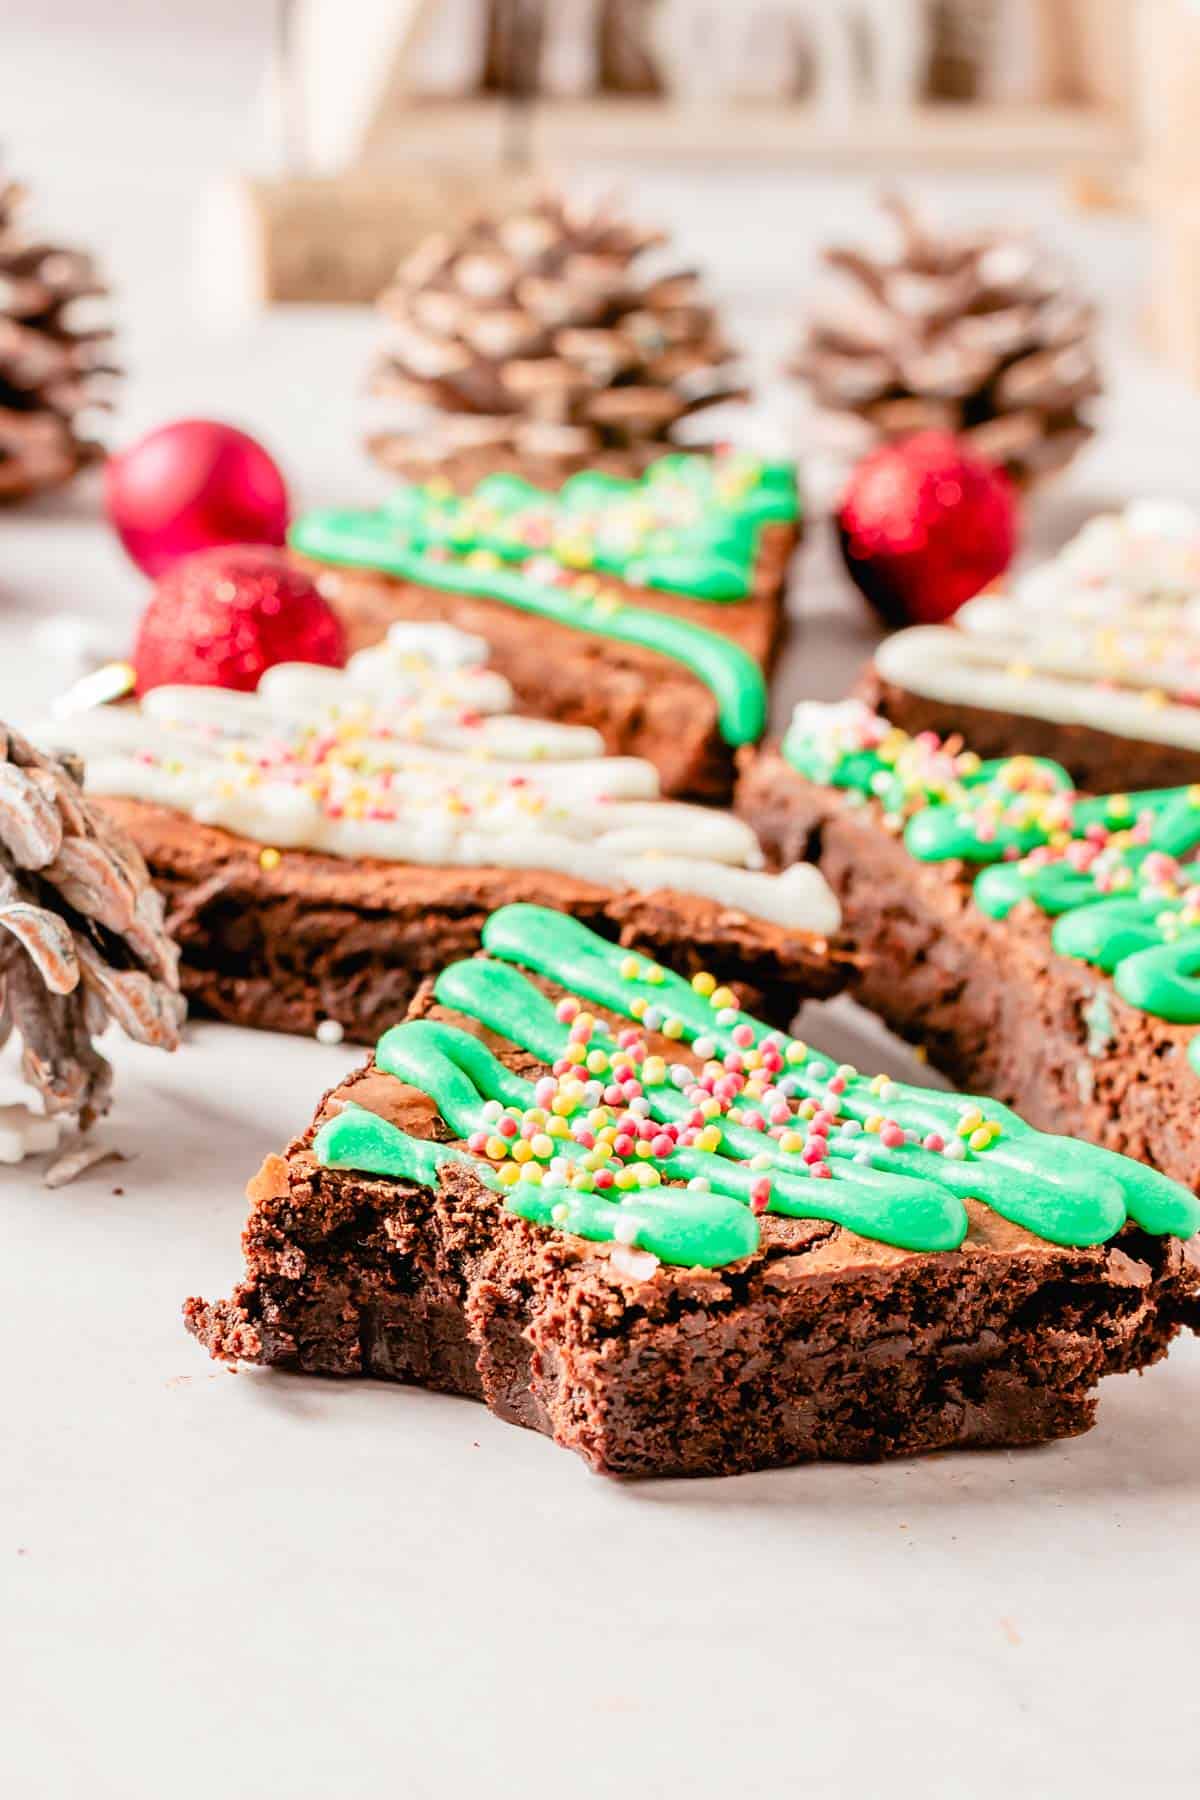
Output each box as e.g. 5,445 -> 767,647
783,706 -> 1200,1039
313,903 -> 1200,1270
289,451 -> 795,747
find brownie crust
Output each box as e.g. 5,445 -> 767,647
185,998 -> 1200,1479
738,745 -> 1200,1195
297,521 -> 795,804
860,666 -> 1200,797
99,795 -> 847,1044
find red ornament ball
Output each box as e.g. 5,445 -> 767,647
105,419 -> 290,579
836,432 -> 1018,629
132,547 -> 346,695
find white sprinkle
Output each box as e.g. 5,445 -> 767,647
854,1149 -> 874,1166
807,1061 -> 829,1081
693,1036 -> 716,1060
316,1019 -> 345,1046
612,1214 -> 640,1245
840,1119 -> 862,1138
610,1244 -> 660,1282
944,1138 -> 968,1160
715,1008 -> 739,1027
629,1096 -> 652,1118
687,1176 -> 711,1191
0,1105 -> 60,1165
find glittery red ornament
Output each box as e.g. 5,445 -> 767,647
132,547 -> 345,695
836,431 -> 1018,629
105,420 -> 290,579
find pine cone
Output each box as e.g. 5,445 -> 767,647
368,191 -> 746,488
789,192 -> 1101,489
0,723 -> 183,1127
0,175 -> 119,502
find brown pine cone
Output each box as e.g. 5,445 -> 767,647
0,175 -> 119,502
0,723 -> 183,1127
368,191 -> 746,488
789,192 -> 1102,489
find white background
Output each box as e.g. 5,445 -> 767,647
3,9 -> 1200,1798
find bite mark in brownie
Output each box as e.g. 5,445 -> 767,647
185,905 -> 1200,1478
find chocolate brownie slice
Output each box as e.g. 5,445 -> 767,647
857,501 -> 1200,794
290,452 -> 800,801
185,904 -> 1200,1478
738,700 -> 1200,1193
38,625 -> 844,1043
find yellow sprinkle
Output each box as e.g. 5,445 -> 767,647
497,1163 -> 521,1188
786,1042 -> 807,1065
710,986 -> 736,1012
259,847 -> 282,871
630,997 -> 647,1019
692,971 -> 717,997
519,1163 -> 542,1185
615,1168 -> 638,1191
779,1131 -> 804,1154
588,1108 -> 611,1132
968,1127 -> 993,1152
957,1107 -> 984,1137
646,965 -> 666,985
586,1049 -> 610,1075
512,1140 -> 533,1164
547,1116 -> 569,1139
697,1125 -> 722,1153
641,1056 -> 667,1086
485,1135 -> 507,1160
530,1133 -> 554,1159
634,1140 -> 654,1159
865,1113 -> 883,1134
662,1018 -> 684,1040
620,956 -> 642,980
564,1042 -> 586,1064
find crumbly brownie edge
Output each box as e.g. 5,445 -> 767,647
98,797 -> 848,1044
859,666 -> 1200,797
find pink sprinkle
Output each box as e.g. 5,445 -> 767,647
497,1116 -> 518,1139
613,1134 -> 635,1159
534,1077 -> 557,1107
467,1132 -> 488,1155
732,1024 -> 754,1048
594,1169 -> 615,1190
827,1075 -> 847,1095
802,1143 -> 824,1165
811,1110 -> 834,1134
812,1163 -> 832,1180
574,1130 -> 595,1151
880,1124 -> 905,1149
723,1053 -> 744,1074
652,1134 -> 675,1158
750,1178 -> 771,1215
769,1103 -> 791,1126
923,1132 -> 945,1153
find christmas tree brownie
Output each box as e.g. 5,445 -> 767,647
185,905 -> 1200,1478
38,623 -> 843,1045
739,699 -> 1200,1196
290,451 -> 800,801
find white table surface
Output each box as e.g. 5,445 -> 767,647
4,19 -> 1200,1796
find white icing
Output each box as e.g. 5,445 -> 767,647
877,499 -> 1200,749
37,625 -> 841,935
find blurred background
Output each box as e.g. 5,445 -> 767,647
4,0 -> 1200,709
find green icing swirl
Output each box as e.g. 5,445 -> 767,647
313,903 -> 1200,1270
784,708 -> 1200,1033
291,453 -> 798,748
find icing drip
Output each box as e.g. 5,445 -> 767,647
290,452 -> 799,747
314,904 -> 1200,1271
875,502 -> 1200,751
37,623 -> 841,935
783,700 -> 1200,1028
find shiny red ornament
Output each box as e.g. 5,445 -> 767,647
105,420 -> 290,579
132,547 -> 346,695
836,431 -> 1018,629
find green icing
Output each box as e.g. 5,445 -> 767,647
381,453 -> 798,600
784,707 -> 1200,1037
313,904 -> 1200,1270
290,452 -> 798,748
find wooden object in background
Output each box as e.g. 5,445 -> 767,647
1138,1 -> 1200,383
202,165 -> 537,308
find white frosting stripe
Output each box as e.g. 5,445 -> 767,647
37,621 -> 840,935
875,626 -> 1200,751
